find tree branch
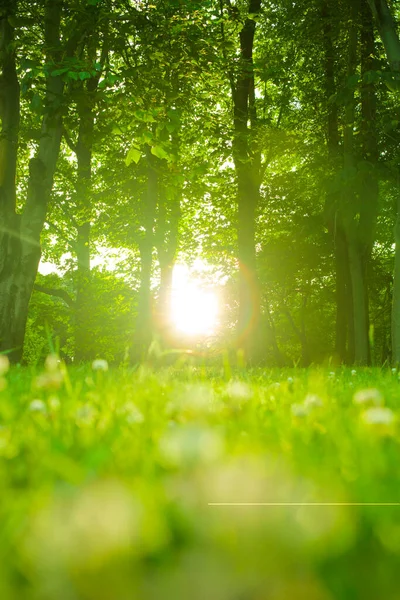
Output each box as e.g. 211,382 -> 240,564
62,125 -> 78,154
34,283 -> 75,308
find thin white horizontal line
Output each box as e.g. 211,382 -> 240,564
208,502 -> 400,506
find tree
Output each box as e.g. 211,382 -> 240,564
0,0 -> 69,362
219,0 -> 264,364
367,0 -> 400,364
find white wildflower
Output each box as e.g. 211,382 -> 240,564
304,394 -> 323,408
351,369 -> 356,376
35,370 -> 64,390
92,359 -> 109,372
225,381 -> 252,401
122,403 -> 145,424
287,377 -> 294,385
353,388 -> 383,407
29,399 -> 47,414
291,403 -> 309,417
361,407 -> 395,426
0,355 -> 10,376
45,354 -> 60,372
328,371 -> 335,379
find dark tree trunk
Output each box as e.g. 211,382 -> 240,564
264,300 -> 286,366
392,198 -> 400,364
344,0 -> 379,365
231,0 -> 263,365
154,166 -> 181,349
74,87 -> 95,362
322,0 -> 354,363
334,232 -> 352,361
366,0 -> 400,364
342,0 -> 371,365
132,150 -> 158,362
60,20 -> 107,362
0,1 -> 64,362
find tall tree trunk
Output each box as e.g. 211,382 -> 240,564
367,0 -> 400,71
343,0 -> 371,365
334,231 -> 355,362
366,0 -> 400,363
264,299 -> 285,366
392,198 -> 400,364
132,150 -> 158,362
359,0 -> 379,364
74,80 -> 96,362
282,303 -> 310,367
154,101 -> 182,350
347,237 -> 369,363
155,181 -> 180,348
231,0 -> 263,365
63,19 -> 106,362
0,1 -> 64,362
322,0 -> 354,362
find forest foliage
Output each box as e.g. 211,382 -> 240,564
1,0 -> 400,366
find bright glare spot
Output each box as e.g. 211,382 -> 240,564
170,265 -> 219,336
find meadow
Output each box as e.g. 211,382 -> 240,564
0,357 -> 400,599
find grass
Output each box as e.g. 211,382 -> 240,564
1,360 -> 400,599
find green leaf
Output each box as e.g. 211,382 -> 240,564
30,93 -> 42,113
67,71 -> 79,81
51,68 -> 69,77
151,145 -> 172,161
141,130 -> 153,145
134,109 -> 156,122
112,124 -> 126,134
125,146 -> 142,166
347,73 -> 360,88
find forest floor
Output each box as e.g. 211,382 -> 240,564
0,362 -> 400,599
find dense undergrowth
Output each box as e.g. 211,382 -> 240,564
0,358 -> 400,599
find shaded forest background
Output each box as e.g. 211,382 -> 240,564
1,0 -> 400,367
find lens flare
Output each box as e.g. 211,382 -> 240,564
170,265 -> 219,336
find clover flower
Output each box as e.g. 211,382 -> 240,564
225,381 -> 252,401
291,403 -> 309,417
45,354 -> 61,373
361,407 -> 395,426
121,403 -> 145,424
92,359 -> 109,372
353,388 -> 383,407
304,394 -> 323,408
35,370 -> 64,391
29,399 -> 47,414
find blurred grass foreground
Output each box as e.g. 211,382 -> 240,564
1,356 -> 400,599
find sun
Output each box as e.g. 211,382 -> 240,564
170,265 -> 219,336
